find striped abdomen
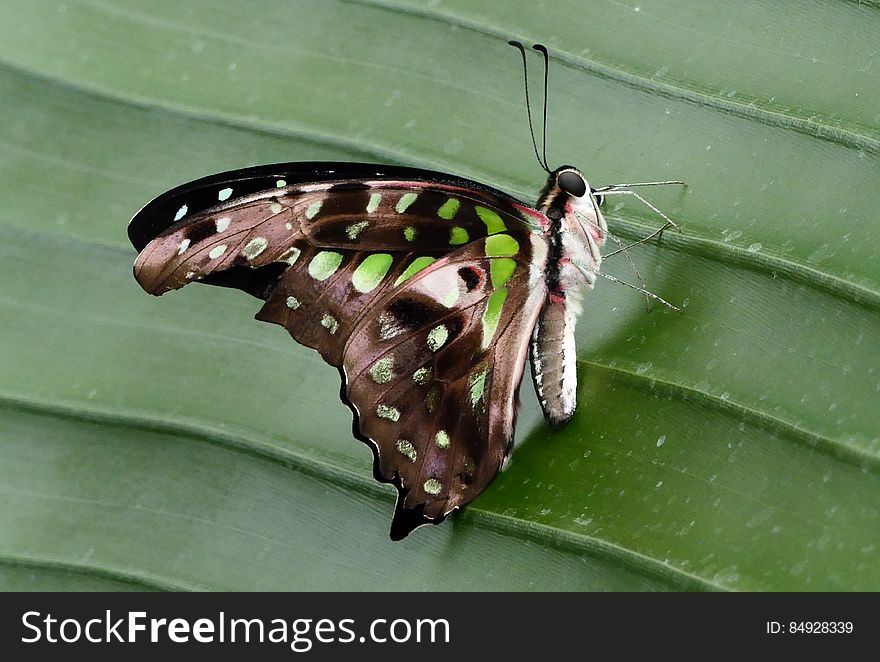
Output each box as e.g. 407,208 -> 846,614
530,295 -> 579,426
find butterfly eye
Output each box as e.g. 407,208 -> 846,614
557,170 -> 587,198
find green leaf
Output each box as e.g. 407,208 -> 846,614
0,0 -> 877,590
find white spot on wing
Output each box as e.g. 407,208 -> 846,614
396,439 -> 417,462
208,244 -> 227,259
435,430 -> 450,449
346,221 -> 369,240
366,193 -> 382,214
368,355 -> 395,384
177,238 -> 191,255
215,217 -> 231,232
218,187 -> 233,201
320,313 -> 339,334
174,205 -> 187,221
396,192 -> 417,213
242,237 -> 268,260
423,478 -> 442,495
305,199 -> 323,220
378,311 -> 402,340
278,246 -> 301,265
426,325 -> 449,352
377,404 -> 400,421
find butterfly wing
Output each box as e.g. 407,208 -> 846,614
131,162 -> 550,538
338,236 -> 546,537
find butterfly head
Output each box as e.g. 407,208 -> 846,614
556,167 -> 605,207
541,165 -> 608,236
536,166 -> 608,289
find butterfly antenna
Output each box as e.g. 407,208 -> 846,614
508,40 -> 550,173
532,44 -> 551,172
594,180 -> 686,192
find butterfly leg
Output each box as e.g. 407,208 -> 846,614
594,271 -> 681,311
600,189 -> 682,258
600,189 -> 681,235
604,231 -> 651,311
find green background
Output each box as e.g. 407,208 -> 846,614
0,0 -> 877,590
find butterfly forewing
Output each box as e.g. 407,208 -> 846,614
130,162 -> 552,538
133,197 -> 301,295
299,183 -> 530,252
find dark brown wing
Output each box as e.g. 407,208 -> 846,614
131,165 -> 550,538
339,236 -> 546,537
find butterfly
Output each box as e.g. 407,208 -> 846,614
128,42 -> 682,539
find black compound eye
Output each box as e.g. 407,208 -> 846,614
557,170 -> 587,197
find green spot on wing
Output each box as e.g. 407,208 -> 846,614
438,197 -> 460,220
394,256 -> 435,286
403,226 -> 416,242
305,199 -> 323,220
485,234 -> 519,256
469,370 -> 488,408
475,205 -> 506,234
481,288 -> 508,348
308,251 -> 343,281
366,192 -> 382,213
396,192 -> 417,213
450,226 -> 469,245
352,253 -> 393,293
490,257 -> 517,288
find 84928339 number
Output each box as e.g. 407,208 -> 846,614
791,622 -> 853,634
766,621 -> 854,634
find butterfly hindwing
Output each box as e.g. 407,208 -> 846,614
130,162 -> 551,537
341,237 -> 546,535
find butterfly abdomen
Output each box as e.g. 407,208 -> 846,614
530,294 -> 579,426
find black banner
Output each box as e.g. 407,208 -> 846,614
0,592 -> 873,658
